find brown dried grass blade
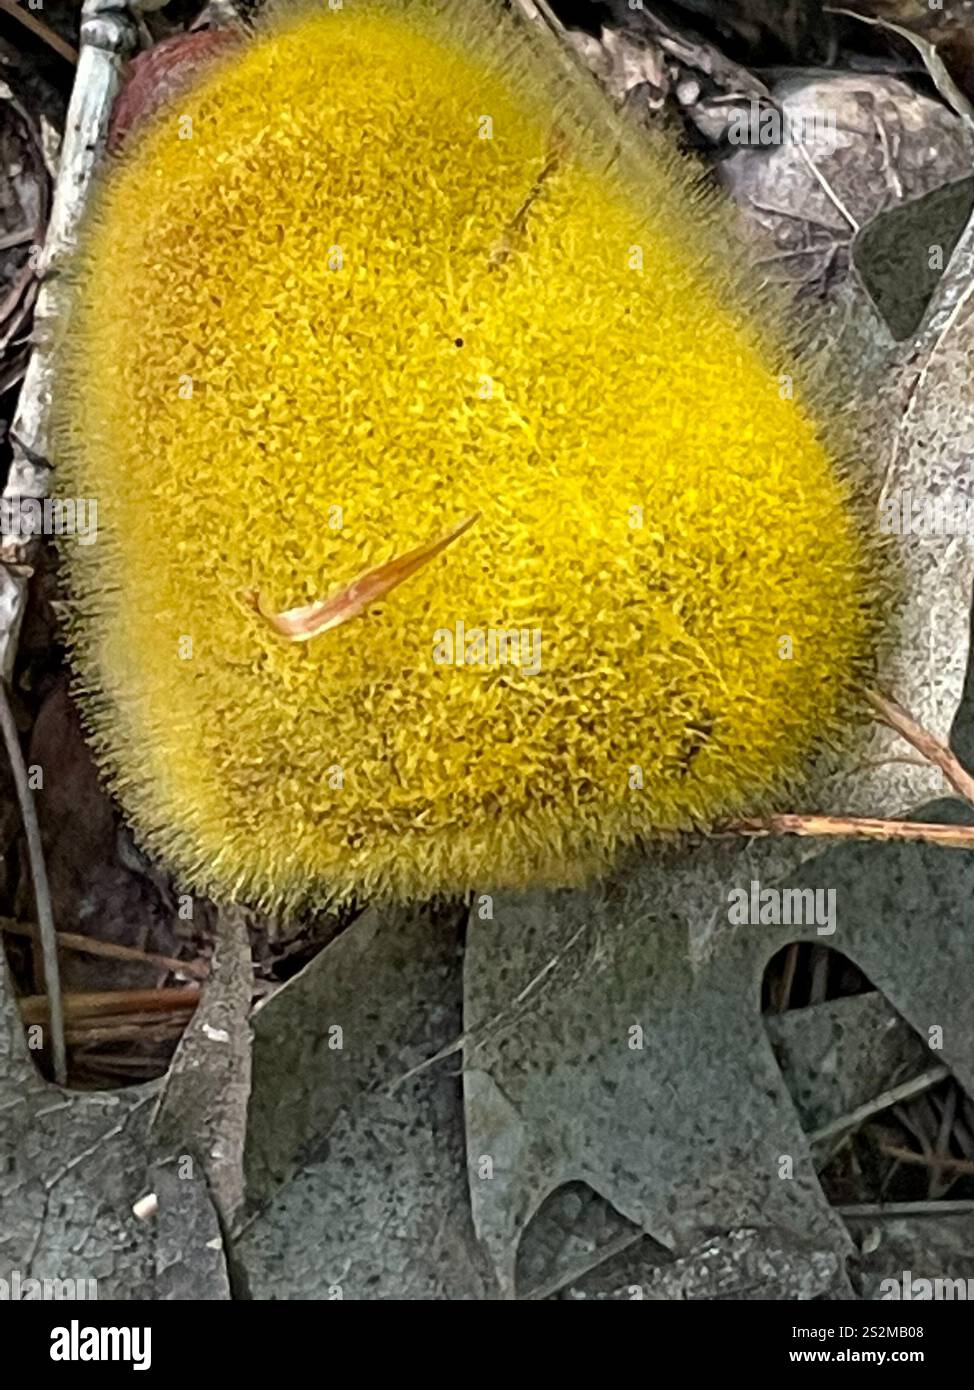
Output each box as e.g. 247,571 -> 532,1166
246,511 -> 479,642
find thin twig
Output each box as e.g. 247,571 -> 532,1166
796,142 -> 860,233
721,814 -> 974,850
0,681 -> 65,1083
809,1065 -> 949,1147
61,1016 -> 195,1047
893,1098 -> 936,1161
71,1053 -> 170,1079
931,1086 -> 957,1198
19,984 -> 200,1025
0,918 -> 209,981
723,690 -> 974,850
388,920 -> 591,1089
880,1143 -> 974,1177
866,689 -> 974,808
63,1007 -> 197,1031
838,1200 -> 974,1217
0,0 -> 78,64
773,942 -> 800,1014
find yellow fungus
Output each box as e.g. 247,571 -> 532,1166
52,0 -> 883,908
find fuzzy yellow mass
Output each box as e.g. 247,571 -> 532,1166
53,0 -> 880,909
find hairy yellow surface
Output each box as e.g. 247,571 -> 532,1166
53,0 -> 878,908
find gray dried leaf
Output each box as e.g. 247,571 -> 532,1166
233,901 -> 490,1299
854,177 -> 974,339
765,991 -> 931,1134
566,13 -> 770,141
813,212 -> 974,818
851,1211 -> 974,1298
515,1181 -> 666,1299
462,830 -> 974,1296
0,950 -> 232,1299
564,1228 -> 847,1301
720,73 -> 974,300
151,909 -> 253,1230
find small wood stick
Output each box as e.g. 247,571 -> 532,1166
0,918 -> 209,981
865,688 -> 974,809
722,690 -> 974,852
723,814 -> 974,850
0,681 -> 66,1083
19,984 -> 200,1025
